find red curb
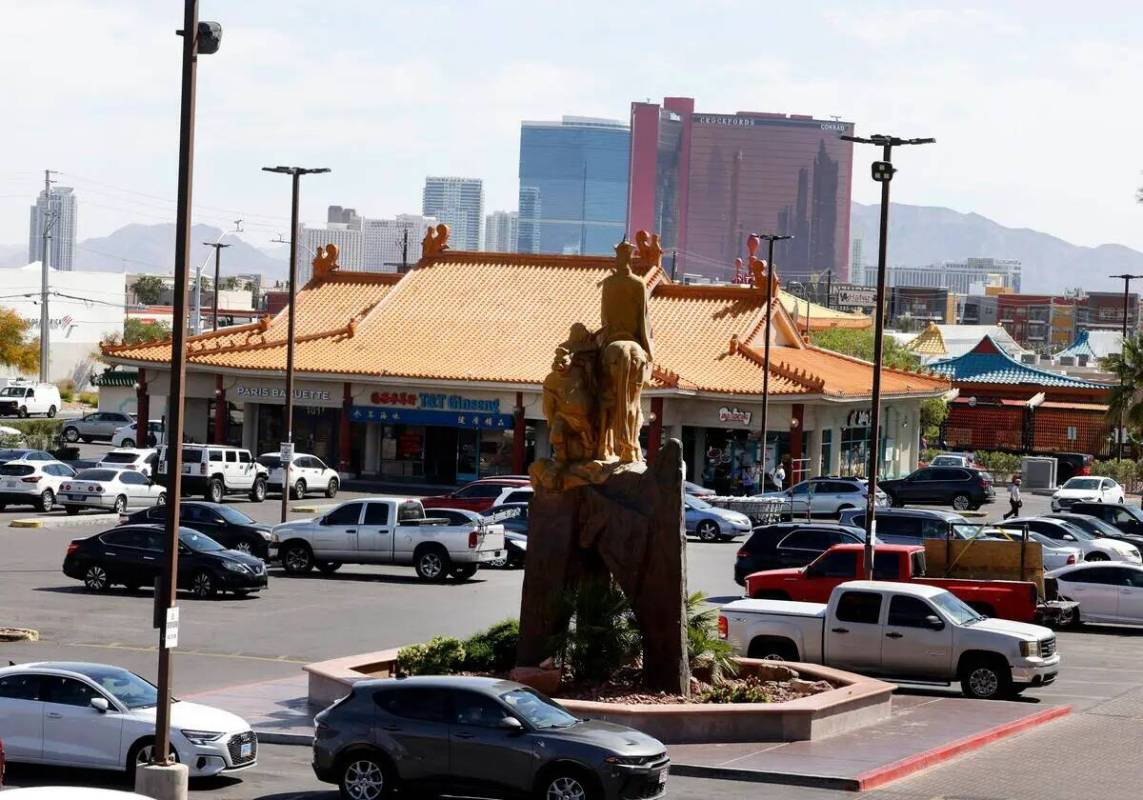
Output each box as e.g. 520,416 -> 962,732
856,703 -> 1072,791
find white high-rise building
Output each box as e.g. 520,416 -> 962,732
422,177 -> 484,250
361,214 -> 439,272
28,186 -> 77,270
295,223 -> 364,285
850,237 -> 864,286
483,211 -> 518,253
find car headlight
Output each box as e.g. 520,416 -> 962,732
1019,640 -> 1041,658
224,561 -> 249,573
181,729 -> 224,745
258,530 -> 273,541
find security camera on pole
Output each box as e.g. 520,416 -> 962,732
840,133 -> 935,580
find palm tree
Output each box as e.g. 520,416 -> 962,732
1104,333 -> 1143,432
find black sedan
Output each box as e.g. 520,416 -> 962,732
124,501 -> 274,559
733,522 -> 864,585
1048,511 -> 1143,549
63,524 -> 268,599
1069,502 -> 1143,539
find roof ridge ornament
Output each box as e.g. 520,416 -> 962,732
633,230 -> 663,269
421,223 -> 450,258
312,243 -> 340,279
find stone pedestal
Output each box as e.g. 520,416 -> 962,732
517,439 -> 690,694
135,763 -> 189,800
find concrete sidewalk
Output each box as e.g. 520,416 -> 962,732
187,675 -> 1070,790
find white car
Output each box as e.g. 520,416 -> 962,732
997,517 -> 1141,563
0,790 -> 153,799
257,452 -> 339,499
1051,476 -> 1125,511
60,468 -> 166,515
97,448 -> 159,477
0,382 -> 61,418
1050,562 -> 1143,625
0,423 -> 28,445
111,420 -> 164,449
492,484 -> 533,506
0,661 -> 257,779
0,459 -> 77,513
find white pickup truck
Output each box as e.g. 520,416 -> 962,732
272,497 -> 506,582
720,580 -> 1060,699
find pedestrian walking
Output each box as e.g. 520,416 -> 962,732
1004,475 -> 1022,519
772,461 -> 787,490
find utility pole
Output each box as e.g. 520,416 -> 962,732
670,250 -> 678,282
262,166 -> 331,523
1110,273 -> 1143,460
751,233 -> 793,479
39,169 -> 58,382
841,132 -> 935,580
203,242 -> 231,331
146,5 -> 221,798
401,225 -> 409,273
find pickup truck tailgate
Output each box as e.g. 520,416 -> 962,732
479,523 -> 505,552
721,598 -> 827,655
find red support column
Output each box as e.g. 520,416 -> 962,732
135,369 -> 149,447
648,396 -> 664,464
339,383 -> 352,474
213,375 -> 227,444
512,391 -> 526,475
790,403 -> 805,484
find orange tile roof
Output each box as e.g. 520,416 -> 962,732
101,251 -> 947,399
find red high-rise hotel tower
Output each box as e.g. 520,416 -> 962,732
628,97 -> 855,281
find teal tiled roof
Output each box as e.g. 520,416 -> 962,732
929,335 -> 1104,388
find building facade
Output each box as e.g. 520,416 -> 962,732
883,258 -> 1022,294
628,97 -> 854,282
28,186 -> 77,270
483,210 -> 518,253
295,223 -> 364,285
422,177 -> 484,251
361,214 -> 438,272
517,116 -> 630,256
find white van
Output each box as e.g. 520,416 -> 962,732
0,382 -> 62,418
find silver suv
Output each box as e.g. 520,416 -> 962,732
155,444 -> 267,503
759,477 -> 889,519
62,412 -> 136,443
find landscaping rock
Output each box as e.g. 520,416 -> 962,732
509,665 -> 562,696
752,663 -> 799,682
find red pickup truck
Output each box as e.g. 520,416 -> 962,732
744,543 -> 1047,623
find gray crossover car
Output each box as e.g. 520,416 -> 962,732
313,675 -> 669,800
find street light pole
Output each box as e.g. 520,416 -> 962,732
841,133 -> 935,580
1109,273 -> 1143,460
262,166 -> 330,524
752,233 -> 793,481
151,1 -> 221,783
204,242 -> 230,331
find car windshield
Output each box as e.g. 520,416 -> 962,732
951,522 -> 983,539
687,496 -> 712,510
500,687 -> 579,729
0,449 -> 29,460
1060,515 -> 1122,538
101,452 -> 141,464
75,469 -> 118,482
179,530 -> 225,552
77,665 -> 160,709
214,505 -> 255,525
1063,478 -> 1102,490
931,591 -> 985,625
257,455 -> 281,469
0,387 -> 28,397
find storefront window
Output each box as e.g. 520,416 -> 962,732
840,426 -> 870,477
206,401 -> 244,447
256,405 -> 340,464
820,429 -> 832,476
379,425 -> 426,479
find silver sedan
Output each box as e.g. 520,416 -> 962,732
60,467 -> 166,515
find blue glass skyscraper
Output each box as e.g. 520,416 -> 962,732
517,116 -> 630,255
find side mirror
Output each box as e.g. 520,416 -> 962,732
924,615 -> 945,631
90,696 -> 110,713
1062,534 -> 1075,541
499,716 -> 524,733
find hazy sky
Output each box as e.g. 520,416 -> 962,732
3,1 -> 1142,255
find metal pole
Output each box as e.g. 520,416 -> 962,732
154,0 -> 199,766
39,169 -> 55,382
281,172 -> 300,524
1109,273 -> 1143,461
826,270 -> 832,310
205,242 -> 230,332
754,234 -> 792,480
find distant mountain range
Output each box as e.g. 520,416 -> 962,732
850,202 -> 1143,293
4,204 -> 1142,292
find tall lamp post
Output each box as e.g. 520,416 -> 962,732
840,133 -> 935,580
1109,272 -> 1143,460
261,166 -> 330,524
203,241 -> 230,331
751,233 -> 793,482
147,4 -> 221,796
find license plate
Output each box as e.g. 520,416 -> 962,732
3,479 -> 17,489
68,494 -> 88,501
240,742 -> 253,759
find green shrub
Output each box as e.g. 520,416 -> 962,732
5,419 -> 63,451
463,619 -> 520,673
1092,459 -> 1139,492
700,676 -> 773,704
550,577 -> 642,684
77,391 -> 98,407
57,379 -> 75,403
396,636 -> 466,676
686,591 -> 737,685
975,451 -> 1022,476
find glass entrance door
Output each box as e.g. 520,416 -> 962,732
457,429 -> 479,482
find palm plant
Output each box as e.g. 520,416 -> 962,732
1103,334 -> 1143,432
686,591 -> 738,685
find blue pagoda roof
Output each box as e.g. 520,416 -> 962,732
928,335 -> 1104,388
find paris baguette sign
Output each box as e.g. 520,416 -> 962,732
719,406 -> 752,425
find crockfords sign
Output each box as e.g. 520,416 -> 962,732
719,406 -> 753,425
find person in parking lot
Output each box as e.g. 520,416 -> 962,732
1004,475 -> 1022,519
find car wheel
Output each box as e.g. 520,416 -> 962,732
191,570 -> 217,599
38,488 -> 55,513
207,478 -> 224,504
339,752 -> 395,800
63,426 -> 80,442
960,657 -> 1012,700
17,406 -> 28,418
47,405 -> 56,418
326,477 -> 339,498
113,495 -> 127,514
155,492 -> 167,507
281,542 -> 315,575
233,539 -> 255,555
414,546 -> 450,581
249,477 -> 267,502
451,564 -> 479,581
317,561 -> 343,575
696,520 -> 721,542
292,479 -> 306,500
540,768 -> 598,800
952,494 -> 971,511
1086,552 -> 1110,562
127,737 -> 180,778
84,564 -> 111,592
121,437 -> 136,448
65,505 -> 80,516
